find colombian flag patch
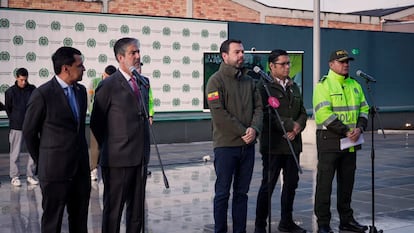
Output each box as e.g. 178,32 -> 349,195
208,91 -> 219,101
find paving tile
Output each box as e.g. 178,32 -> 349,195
0,133 -> 412,232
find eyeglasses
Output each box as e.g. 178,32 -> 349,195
273,61 -> 290,66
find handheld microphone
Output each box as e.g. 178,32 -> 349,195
268,96 -> 280,109
356,70 -> 377,83
129,66 -> 149,86
253,66 -> 273,83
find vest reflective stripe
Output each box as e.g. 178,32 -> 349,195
320,114 -> 337,127
361,101 -> 368,108
316,122 -> 357,130
360,112 -> 368,119
314,101 -> 331,112
332,105 -> 360,111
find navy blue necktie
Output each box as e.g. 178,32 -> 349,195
65,86 -> 79,122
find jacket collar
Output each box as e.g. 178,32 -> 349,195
328,69 -> 348,85
219,62 -> 244,80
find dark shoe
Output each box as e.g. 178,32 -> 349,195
278,221 -> 307,233
318,225 -> 334,233
254,226 -> 266,233
339,219 -> 368,233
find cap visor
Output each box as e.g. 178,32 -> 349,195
337,56 -> 354,61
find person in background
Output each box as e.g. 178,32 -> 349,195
137,61 -> 154,176
254,49 -> 307,233
206,39 -> 263,233
137,62 -> 154,125
91,37 -> 151,233
23,46 -> 91,233
5,67 -> 37,187
313,49 -> 369,233
88,64 -> 116,182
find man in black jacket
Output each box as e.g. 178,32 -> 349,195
254,49 -> 307,233
5,67 -> 37,187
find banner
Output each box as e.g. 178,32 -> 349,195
0,8 -> 228,115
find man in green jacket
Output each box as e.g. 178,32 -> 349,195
206,39 -> 263,233
313,50 -> 369,233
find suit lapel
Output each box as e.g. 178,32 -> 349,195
117,72 -> 140,107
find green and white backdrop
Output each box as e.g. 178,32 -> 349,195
0,8 -> 228,115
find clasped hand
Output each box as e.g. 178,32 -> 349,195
241,127 -> 256,144
346,128 -> 362,143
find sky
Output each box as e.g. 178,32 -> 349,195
256,0 -> 414,13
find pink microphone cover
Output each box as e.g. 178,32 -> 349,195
268,96 -> 280,108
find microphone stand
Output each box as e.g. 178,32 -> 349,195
137,78 -> 170,233
267,106 -> 272,233
363,79 -> 385,233
261,80 -> 303,233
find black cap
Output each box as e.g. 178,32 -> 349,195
329,49 -> 354,62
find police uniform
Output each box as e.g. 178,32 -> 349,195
313,52 -> 369,232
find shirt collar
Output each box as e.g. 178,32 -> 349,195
119,68 -> 133,82
55,75 -> 70,89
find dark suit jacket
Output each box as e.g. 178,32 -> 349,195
90,70 -> 150,167
23,77 -> 90,181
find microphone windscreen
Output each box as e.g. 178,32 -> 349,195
253,66 -> 261,74
268,96 -> 280,108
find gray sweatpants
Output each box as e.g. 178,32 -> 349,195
9,129 -> 36,178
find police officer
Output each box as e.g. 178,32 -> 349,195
313,50 -> 369,233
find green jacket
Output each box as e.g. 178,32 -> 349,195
313,69 -> 369,152
206,62 -> 263,148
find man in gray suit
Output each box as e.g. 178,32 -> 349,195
23,46 -> 91,233
91,37 -> 151,233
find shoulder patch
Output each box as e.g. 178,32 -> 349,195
207,91 -> 219,101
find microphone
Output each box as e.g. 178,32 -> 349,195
268,96 -> 280,109
129,66 -> 149,86
356,70 -> 377,83
253,66 -> 273,83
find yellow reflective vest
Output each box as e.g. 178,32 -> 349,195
313,69 -> 369,151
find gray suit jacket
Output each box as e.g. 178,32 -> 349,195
23,77 -> 90,181
90,70 -> 150,167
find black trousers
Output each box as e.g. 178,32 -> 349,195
101,165 -> 147,233
39,171 -> 91,233
255,153 -> 300,228
314,151 -> 356,226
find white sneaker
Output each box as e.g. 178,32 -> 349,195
90,168 -> 98,181
11,177 -> 22,187
27,176 -> 39,185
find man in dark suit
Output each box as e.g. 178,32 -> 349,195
23,46 -> 91,233
91,37 -> 150,233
